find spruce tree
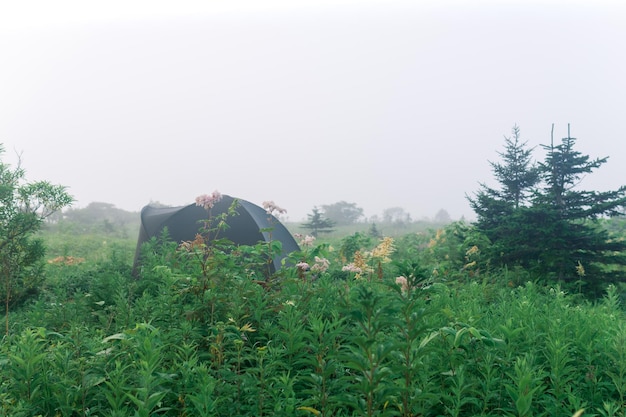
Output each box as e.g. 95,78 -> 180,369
491,125 -> 541,209
470,125 -> 626,296
533,125 -> 626,292
468,126 -> 540,266
302,207 -> 335,237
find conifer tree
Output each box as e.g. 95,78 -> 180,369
532,125 -> 626,291
470,125 -> 626,296
468,126 -> 541,266
302,207 -> 335,237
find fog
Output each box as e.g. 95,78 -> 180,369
1,0 -> 625,222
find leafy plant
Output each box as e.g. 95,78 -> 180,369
504,353 -> 546,417
342,284 -> 398,416
0,145 -> 73,334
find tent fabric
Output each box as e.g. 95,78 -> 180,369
133,195 -> 300,274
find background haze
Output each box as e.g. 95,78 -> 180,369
1,0 -> 625,221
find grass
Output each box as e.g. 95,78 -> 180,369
1,220 -> 624,416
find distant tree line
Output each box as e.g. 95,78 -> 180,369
47,202 -> 139,236
300,201 -> 453,236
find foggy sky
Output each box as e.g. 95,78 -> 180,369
1,0 -> 625,222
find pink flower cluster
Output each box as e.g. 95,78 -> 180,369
294,233 -> 316,247
263,200 -> 287,216
395,276 -> 409,293
311,256 -> 330,273
296,261 -> 310,271
342,263 -> 362,273
195,190 -> 223,210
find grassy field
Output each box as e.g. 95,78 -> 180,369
1,216 -> 624,416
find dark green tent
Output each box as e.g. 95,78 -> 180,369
133,195 -> 300,274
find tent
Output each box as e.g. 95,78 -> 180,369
133,195 -> 300,274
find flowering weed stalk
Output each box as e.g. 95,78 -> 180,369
342,250 -> 370,280
179,191 -> 232,292
256,200 -> 288,280
342,237 -> 395,282
290,233 -> 331,283
177,191 -> 240,323
372,237 -> 395,280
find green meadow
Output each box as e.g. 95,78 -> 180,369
1,212 -> 626,417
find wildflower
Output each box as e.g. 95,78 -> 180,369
466,245 -> 479,257
296,261 -> 310,271
195,190 -> 222,210
395,276 -> 409,292
179,234 -> 205,251
428,229 -> 446,249
343,250 -> 372,279
263,200 -> 287,216
576,261 -> 585,277
353,250 -> 369,271
298,234 -> 316,247
342,263 -> 362,273
372,237 -> 395,262
311,256 -> 330,273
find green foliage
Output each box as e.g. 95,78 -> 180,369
0,144 -> 73,335
469,125 -> 626,297
342,284 -> 398,416
339,232 -> 372,262
4,199 -> 626,416
503,353 -> 545,417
